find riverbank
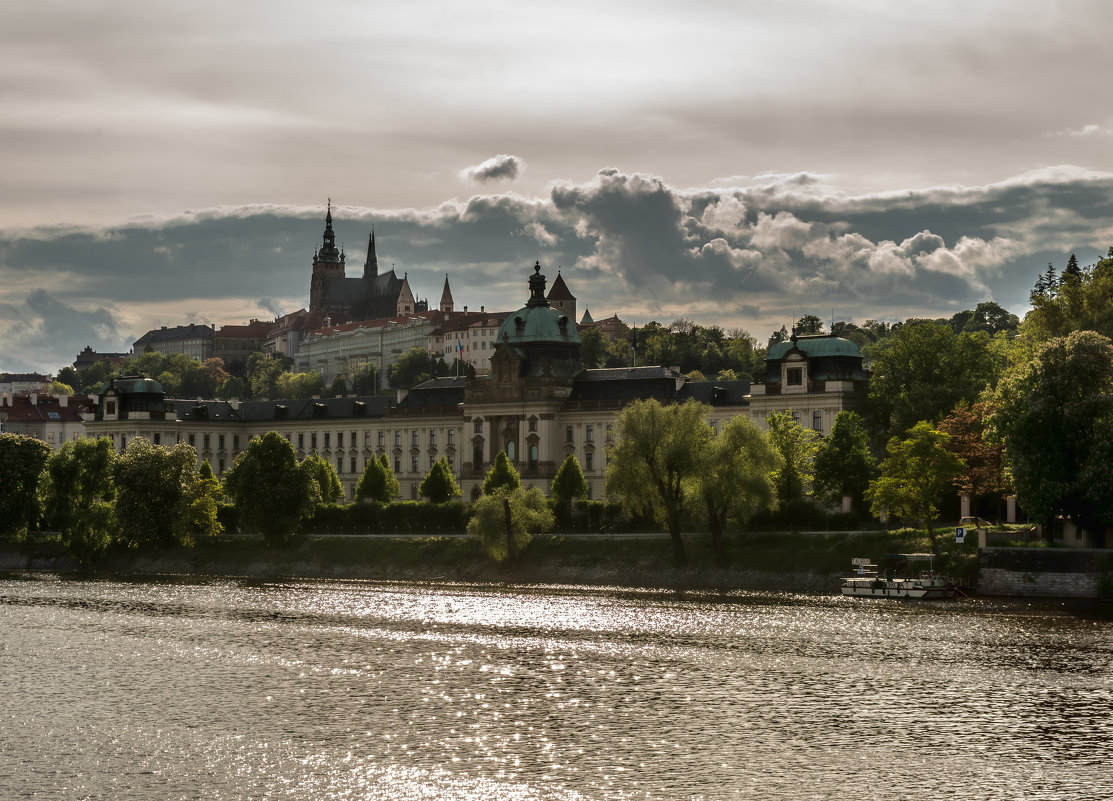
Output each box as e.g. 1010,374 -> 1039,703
0,529 -> 964,593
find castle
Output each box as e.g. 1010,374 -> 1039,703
308,201 -> 425,323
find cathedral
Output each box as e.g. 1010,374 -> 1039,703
308,202 -> 425,324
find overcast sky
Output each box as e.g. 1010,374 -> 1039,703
3,0 -> 1113,374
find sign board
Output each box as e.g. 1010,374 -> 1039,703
851,557 -> 872,566
955,526 -> 966,543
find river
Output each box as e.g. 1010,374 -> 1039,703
1,574 -> 1110,800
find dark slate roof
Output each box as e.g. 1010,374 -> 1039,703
401,377 -> 466,409
569,366 -> 686,402
170,395 -> 393,423
677,380 -> 752,406
546,272 -> 575,301
134,324 -> 214,344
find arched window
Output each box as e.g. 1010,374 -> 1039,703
529,443 -> 538,469
507,441 -> 516,462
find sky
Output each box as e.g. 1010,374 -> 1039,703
3,0 -> 1113,375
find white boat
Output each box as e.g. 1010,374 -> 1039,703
840,553 -> 957,600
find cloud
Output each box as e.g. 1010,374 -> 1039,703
458,155 -> 526,184
4,165 -> 1113,373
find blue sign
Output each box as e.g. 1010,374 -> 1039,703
955,526 -> 966,543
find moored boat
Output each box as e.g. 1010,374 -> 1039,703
840,553 -> 957,600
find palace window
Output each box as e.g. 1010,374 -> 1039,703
324,432 -> 330,448
787,367 -> 803,386
586,424 -> 594,442
813,411 -> 823,432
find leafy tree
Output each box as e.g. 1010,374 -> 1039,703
867,422 -> 965,556
693,417 -> 780,563
950,302 -> 1020,336
246,353 -> 287,399
39,437 -> 117,564
937,403 -> 1008,508
356,453 -> 400,503
301,452 -> 343,504
551,453 -> 589,518
1023,248 -> 1113,344
990,331 -> 1113,543
813,411 -> 876,514
605,398 -> 712,565
45,380 -> 74,396
765,410 -> 820,504
579,326 -> 607,369
863,320 -> 997,436
420,456 -> 461,503
0,433 -> 52,535
482,450 -> 522,495
113,438 -> 199,548
768,325 -> 789,346
389,347 -> 433,389
178,459 -> 223,543
216,376 -> 248,400
222,432 -> 317,543
277,370 -> 324,399
467,486 -> 554,563
1063,253 -> 1082,285
792,314 -> 824,336
54,366 -> 80,389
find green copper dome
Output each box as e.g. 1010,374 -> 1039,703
496,262 -> 580,346
767,335 -> 861,360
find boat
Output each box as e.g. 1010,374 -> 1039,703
840,553 -> 957,600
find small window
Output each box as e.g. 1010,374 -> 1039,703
311,433 -> 317,450
412,430 -> 419,446
350,458 -> 357,474
106,400 -> 116,415
395,457 -> 401,473
233,435 -> 240,450
586,424 -> 594,442
218,459 -> 225,474
350,431 -> 356,448
324,432 -> 330,448
586,451 -> 594,472
448,430 -> 455,446
218,434 -> 225,450
566,426 -> 573,443
787,367 -> 803,386
298,433 -> 305,449
394,431 -> 401,447
448,454 -> 455,469
188,434 -> 196,447
529,444 -> 538,469
411,455 -> 418,473
528,418 -> 537,433
474,419 -> 483,434
430,430 -> 437,446
154,433 -> 161,446
378,431 -> 384,447
337,457 -> 343,474
203,434 -> 210,450
813,411 -> 823,432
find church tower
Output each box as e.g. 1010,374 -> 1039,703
439,274 -> 454,312
309,200 -> 346,313
546,269 -> 576,322
396,274 -> 416,316
363,229 -> 378,280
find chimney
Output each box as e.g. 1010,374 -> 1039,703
481,305 -> 485,313
1,392 -> 8,407
463,306 -> 468,313
58,394 -> 68,408
29,392 -> 38,406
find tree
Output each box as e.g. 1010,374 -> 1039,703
389,347 -> 433,389
863,320 -> 997,436
482,450 -> 522,495
420,456 -> 461,503
356,453 -> 400,503
990,331 -> 1113,543
277,370 -> 324,399
0,433 -> 52,535
765,410 -> 820,505
39,437 -> 117,564
579,326 -> 607,369
301,452 -> 343,504
693,417 -> 780,563
1023,248 -> 1113,344
605,398 -> 712,565
221,432 -> 317,543
113,438 -> 199,548
867,422 -> 965,556
937,403 -> 1007,510
792,314 -> 824,336
813,411 -> 876,515
467,486 -> 554,563
178,459 -> 224,543
246,353 -> 287,399
551,454 -> 589,519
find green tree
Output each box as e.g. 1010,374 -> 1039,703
482,450 -> 522,495
467,486 -> 554,563
356,453 -> 400,503
990,331 -> 1113,543
579,326 -> 607,369
1023,248 -> 1113,344
693,417 -> 780,563
277,370 -> 324,399
863,320 -> 997,436
937,403 -> 1008,513
301,452 -> 343,504
222,432 -> 317,543
867,422 -> 965,556
551,453 -> 589,519
0,433 -> 52,535
389,347 -> 434,389
813,411 -> 876,514
419,456 -> 461,503
178,459 -> 224,543
39,437 -> 117,564
113,438 -> 199,548
792,314 -> 824,336
55,366 -> 80,390
246,353 -> 287,399
605,398 -> 712,565
765,410 -> 820,504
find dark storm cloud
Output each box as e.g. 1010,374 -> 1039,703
4,165 -> 1112,373
459,155 -> 526,184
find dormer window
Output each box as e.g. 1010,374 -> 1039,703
787,367 -> 803,386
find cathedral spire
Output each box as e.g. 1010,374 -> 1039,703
317,199 -> 340,263
363,227 -> 378,280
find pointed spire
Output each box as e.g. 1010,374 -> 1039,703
580,307 -> 594,325
363,227 -> 378,280
527,261 -> 549,307
316,199 -> 341,263
439,273 -> 454,312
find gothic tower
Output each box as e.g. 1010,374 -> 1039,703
309,200 -> 346,313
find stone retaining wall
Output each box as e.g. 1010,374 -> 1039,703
977,547 -> 1111,598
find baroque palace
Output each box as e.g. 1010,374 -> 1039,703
79,263 -> 869,502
